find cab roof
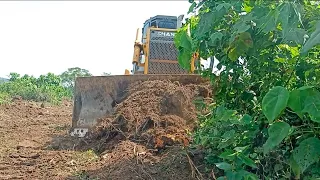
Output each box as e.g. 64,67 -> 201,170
143,15 -> 177,25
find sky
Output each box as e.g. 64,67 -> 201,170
0,1 -> 192,78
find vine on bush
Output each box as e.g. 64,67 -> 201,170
175,0 -> 320,179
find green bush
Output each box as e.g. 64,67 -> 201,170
176,1 -> 320,179
0,92 -> 10,105
0,72 -> 73,104
0,67 -> 93,105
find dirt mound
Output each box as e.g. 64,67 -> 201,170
85,79 -> 212,153
1,100 -> 44,118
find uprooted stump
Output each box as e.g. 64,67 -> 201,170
84,79 -> 213,154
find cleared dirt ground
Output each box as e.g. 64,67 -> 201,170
0,80 -> 212,180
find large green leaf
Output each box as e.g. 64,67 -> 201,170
283,28 -> 307,45
218,139 -> 234,149
293,137 -> 320,173
179,30 -> 192,51
215,106 -> 237,121
302,95 -> 320,122
287,86 -> 313,118
222,130 -> 235,140
209,32 -> 223,46
232,14 -> 254,34
289,155 -> 301,179
225,170 -> 259,180
257,9 -> 279,33
291,2 -> 303,26
177,49 -> 192,71
219,150 -> 236,161
216,3 -> 232,11
233,23 -> 250,34
278,2 -> 303,37
228,32 -> 253,61
220,110 -> 237,121
175,30 -> 193,71
215,162 -> 233,171
195,5 -> 227,38
195,12 -> 215,37
238,154 -> 257,169
278,2 -> 291,33
263,121 -> 291,155
301,21 -> 320,54
228,47 -> 239,61
262,86 -> 290,122
288,87 -> 320,122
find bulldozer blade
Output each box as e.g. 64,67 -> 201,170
70,74 -> 206,137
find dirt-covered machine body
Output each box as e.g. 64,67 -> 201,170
70,15 -> 202,137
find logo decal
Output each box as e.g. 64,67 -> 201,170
157,31 -> 175,37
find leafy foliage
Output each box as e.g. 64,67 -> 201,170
262,86 -> 289,123
0,67 -> 93,104
60,67 -> 92,89
175,0 -> 320,179
0,72 -> 72,104
0,92 -> 10,105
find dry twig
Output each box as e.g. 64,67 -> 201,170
185,150 -> 203,180
211,169 -> 217,180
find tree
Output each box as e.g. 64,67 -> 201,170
8,72 -> 20,82
60,67 -> 92,88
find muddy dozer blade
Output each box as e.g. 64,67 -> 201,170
70,74 -> 206,137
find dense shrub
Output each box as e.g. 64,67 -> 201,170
0,67 -> 93,104
0,92 -> 10,105
0,72 -> 73,104
176,1 -> 320,179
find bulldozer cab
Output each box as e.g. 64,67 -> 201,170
132,15 -> 188,75
141,15 -> 177,43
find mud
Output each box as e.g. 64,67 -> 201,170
0,79 -> 213,180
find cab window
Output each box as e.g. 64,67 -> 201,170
142,22 -> 149,42
158,21 -> 175,29
150,21 -> 157,27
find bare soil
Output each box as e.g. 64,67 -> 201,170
0,80 -> 213,180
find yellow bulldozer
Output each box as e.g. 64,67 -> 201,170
70,15 -> 205,137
